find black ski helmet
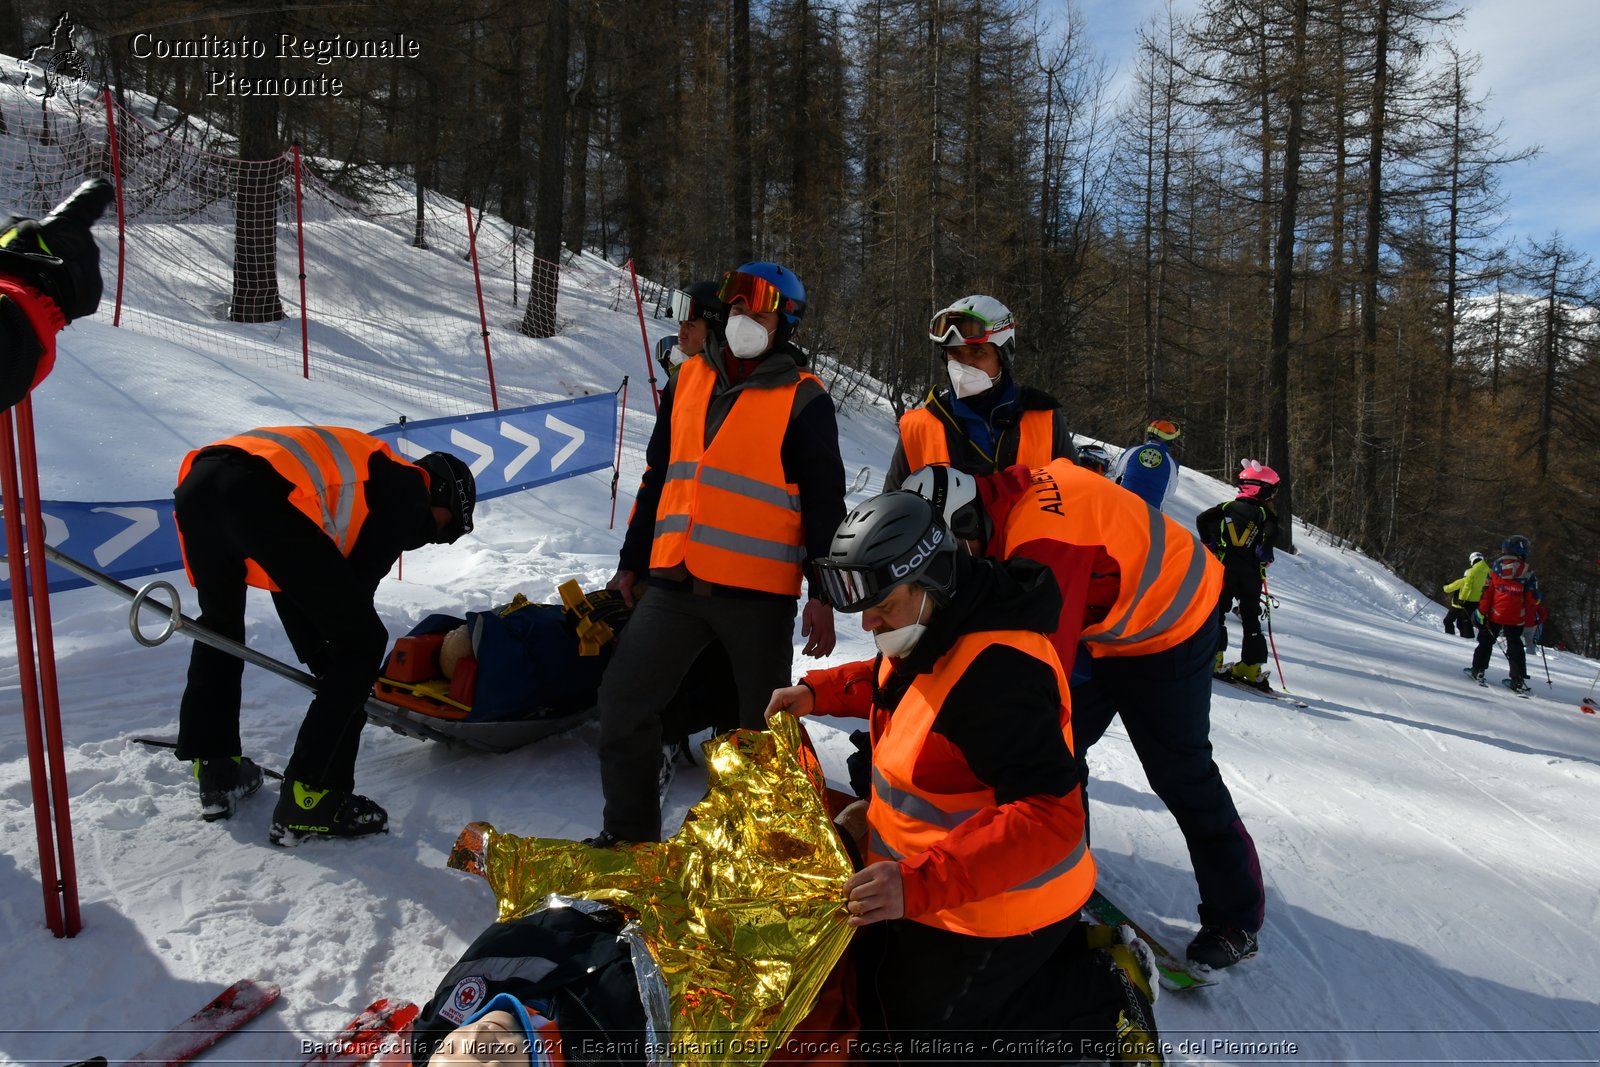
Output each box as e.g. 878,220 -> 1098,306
1501,534 -> 1530,559
815,492 -> 958,612
416,451 -> 477,544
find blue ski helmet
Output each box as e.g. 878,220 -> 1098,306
719,262 -> 807,347
1502,534 -> 1530,559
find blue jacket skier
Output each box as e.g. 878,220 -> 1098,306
1111,419 -> 1182,512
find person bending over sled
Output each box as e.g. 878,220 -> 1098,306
173,428 -> 476,844
1197,460 -> 1280,690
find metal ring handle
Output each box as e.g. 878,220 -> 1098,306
129,580 -> 182,647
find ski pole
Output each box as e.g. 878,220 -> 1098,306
1537,640 -> 1552,688
1262,571 -> 1289,692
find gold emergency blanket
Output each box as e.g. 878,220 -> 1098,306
446,713 -> 855,1066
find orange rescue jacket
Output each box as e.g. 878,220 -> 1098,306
899,403 -> 1054,475
649,357 -> 819,596
177,426 -> 401,592
866,629 -> 1096,937
995,459 -> 1221,657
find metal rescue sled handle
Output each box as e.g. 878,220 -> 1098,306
35,544 -> 474,749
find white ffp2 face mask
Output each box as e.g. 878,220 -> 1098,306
873,591 -> 929,658
668,344 -> 690,366
947,357 -> 1000,398
724,314 -> 773,359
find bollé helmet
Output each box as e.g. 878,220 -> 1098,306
416,451 -> 477,544
815,492 -> 958,612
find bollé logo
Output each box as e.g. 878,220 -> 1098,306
889,525 -> 944,578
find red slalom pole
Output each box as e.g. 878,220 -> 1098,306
0,401 -> 80,936
625,259 -> 660,411
609,376 -> 629,529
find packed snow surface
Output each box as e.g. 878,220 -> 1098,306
2,207 -> 1598,1067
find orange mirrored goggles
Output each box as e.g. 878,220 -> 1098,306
929,310 -> 999,346
717,271 -> 799,316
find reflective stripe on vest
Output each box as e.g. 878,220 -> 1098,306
177,426 -> 395,592
899,404 -> 1055,474
648,358 -> 815,595
997,459 -> 1222,657
866,629 -> 1095,937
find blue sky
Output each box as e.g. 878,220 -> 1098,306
1063,0 -> 1600,264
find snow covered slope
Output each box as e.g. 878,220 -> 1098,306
2,214 -> 1597,1066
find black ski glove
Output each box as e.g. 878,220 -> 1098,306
0,177 -> 114,322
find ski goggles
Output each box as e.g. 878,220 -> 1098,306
929,309 -> 1004,347
669,288 -> 700,323
717,271 -> 800,317
815,559 -> 900,614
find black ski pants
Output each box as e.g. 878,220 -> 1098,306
1443,601 -> 1478,638
1070,614 -> 1266,933
853,911 -> 1082,1055
173,455 -> 389,792
1472,621 -> 1528,682
596,583 -> 796,841
1216,569 -> 1267,666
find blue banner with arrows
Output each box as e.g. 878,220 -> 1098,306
2,393 -> 617,597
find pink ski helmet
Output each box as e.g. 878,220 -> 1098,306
1237,459 -> 1280,500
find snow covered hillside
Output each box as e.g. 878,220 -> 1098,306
3,192 -> 1598,1066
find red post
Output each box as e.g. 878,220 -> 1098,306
291,144 -> 310,379
100,88 -> 128,328
464,197 -> 499,411
626,259 -> 661,411
0,401 -> 80,937
609,376 -> 629,530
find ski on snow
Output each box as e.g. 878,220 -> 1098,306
1212,670 -> 1309,708
99,977 -> 281,1066
300,998 -> 422,1066
1082,890 -> 1212,992
130,736 -> 285,780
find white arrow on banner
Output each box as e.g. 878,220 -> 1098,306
449,429 -> 495,476
500,422 -> 542,481
545,415 -> 585,472
89,506 -> 161,567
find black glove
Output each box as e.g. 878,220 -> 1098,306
0,177 -> 114,322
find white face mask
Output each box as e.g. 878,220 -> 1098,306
947,357 -> 1000,398
668,344 -> 690,366
724,314 -> 773,359
873,591 -> 929,658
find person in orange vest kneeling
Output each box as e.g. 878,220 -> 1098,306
173,427 -> 476,844
765,492 -> 1111,1050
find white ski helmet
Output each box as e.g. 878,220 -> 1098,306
928,294 -> 1016,358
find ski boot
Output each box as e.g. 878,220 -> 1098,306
1507,677 -> 1533,695
269,780 -> 387,846
195,756 -> 264,822
1186,925 -> 1259,969
1229,662 -> 1272,691
1464,666 -> 1486,685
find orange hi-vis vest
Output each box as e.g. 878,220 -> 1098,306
866,629 -> 1096,937
649,357 -> 819,596
996,459 -> 1222,658
899,401 -> 1054,474
177,426 -> 400,592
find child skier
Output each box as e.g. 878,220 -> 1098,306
1442,552 -> 1490,638
1468,536 -> 1546,695
1197,460 -> 1280,689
